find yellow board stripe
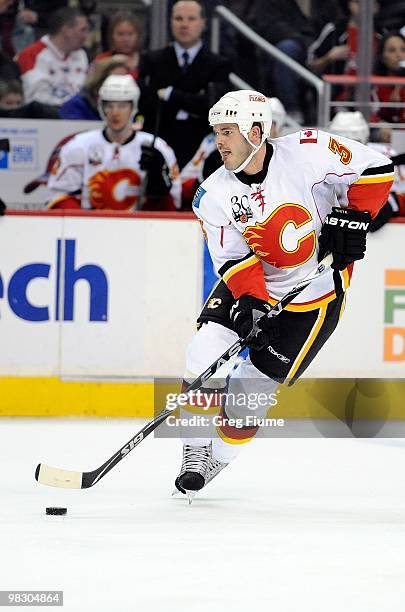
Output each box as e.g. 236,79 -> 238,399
222,255 -> 259,283
287,304 -> 327,380
1,377 -> 405,420
354,174 -> 394,185
0,377 -> 153,417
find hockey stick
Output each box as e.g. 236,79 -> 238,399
35,253 -> 333,489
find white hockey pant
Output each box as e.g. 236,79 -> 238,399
181,322 -> 278,463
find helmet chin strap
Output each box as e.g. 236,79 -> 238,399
233,131 -> 266,173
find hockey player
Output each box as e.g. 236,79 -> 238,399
329,110 -> 405,230
47,74 -> 181,211
180,97 -> 287,208
174,90 -> 394,498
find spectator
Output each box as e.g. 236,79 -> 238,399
16,7 -> 89,107
22,0 -> 68,40
253,0 -> 315,124
0,1 -> 17,56
0,1 -> 35,57
0,48 -> 19,79
308,0 -> 380,78
310,0 -> 345,37
47,74 -> 181,211
76,0 -> 108,61
0,77 -> 21,108
138,0 -> 231,169
373,31 -> 405,129
60,55 -> 129,120
376,0 -> 405,33
92,12 -> 141,78
0,0 -> 14,13
0,78 -> 60,117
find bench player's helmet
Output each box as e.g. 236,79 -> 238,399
208,90 -> 272,172
329,111 -> 370,144
98,74 -> 140,122
268,97 -> 286,131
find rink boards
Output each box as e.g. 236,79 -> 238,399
0,211 -> 404,416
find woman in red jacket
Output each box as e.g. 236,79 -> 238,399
92,12 -> 142,79
373,31 -> 405,128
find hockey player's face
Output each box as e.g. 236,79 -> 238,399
104,101 -> 133,132
214,124 -> 253,171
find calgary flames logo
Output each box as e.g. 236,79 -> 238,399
243,203 -> 316,268
88,169 -> 141,210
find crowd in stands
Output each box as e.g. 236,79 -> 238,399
0,0 -> 403,216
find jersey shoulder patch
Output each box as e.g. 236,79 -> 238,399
299,129 -> 318,144
192,185 -> 206,209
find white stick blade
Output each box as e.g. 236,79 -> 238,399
36,463 -> 83,489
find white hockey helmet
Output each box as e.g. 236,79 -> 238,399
329,111 -> 370,144
208,89 -> 272,172
98,74 -> 140,121
268,97 -> 286,130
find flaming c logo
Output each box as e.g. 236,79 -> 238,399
243,203 -> 316,268
88,169 -> 141,210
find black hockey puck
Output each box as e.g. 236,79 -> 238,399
46,507 -> 67,516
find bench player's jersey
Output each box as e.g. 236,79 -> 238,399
48,129 -> 181,211
367,141 -> 405,194
193,129 -> 394,311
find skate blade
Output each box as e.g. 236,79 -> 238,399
186,490 -> 197,505
171,487 -> 195,503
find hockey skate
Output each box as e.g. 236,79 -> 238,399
174,443 -> 228,503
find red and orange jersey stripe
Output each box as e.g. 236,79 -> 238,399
219,253 -> 268,301
348,162 -> 394,218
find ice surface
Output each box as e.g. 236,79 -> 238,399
1,418 -> 405,611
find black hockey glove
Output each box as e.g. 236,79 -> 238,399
230,295 -> 273,351
318,206 -> 371,271
140,144 -> 172,198
0,197 -> 6,216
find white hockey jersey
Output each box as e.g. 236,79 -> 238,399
367,141 -> 405,194
181,132 -> 216,183
193,129 -> 394,311
17,35 -> 88,106
47,129 -> 181,211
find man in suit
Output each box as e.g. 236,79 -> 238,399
138,0 -> 231,169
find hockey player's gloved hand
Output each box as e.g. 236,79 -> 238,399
140,144 -> 172,197
0,197 -> 6,216
318,206 -> 371,271
230,295 -> 272,351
